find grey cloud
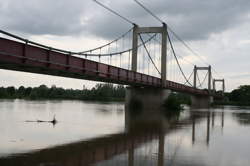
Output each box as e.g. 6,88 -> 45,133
127,0 -> 250,40
0,0 -> 90,35
82,0 -> 250,40
1,0 -> 250,41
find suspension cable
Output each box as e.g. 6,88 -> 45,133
93,0 -> 135,25
78,27 -> 133,54
197,71 -> 209,88
133,0 -> 224,79
139,34 -> 161,75
196,72 -> 202,87
0,28 -> 156,58
167,32 -> 193,86
184,70 -> 194,85
82,33 -> 157,57
134,0 -> 164,24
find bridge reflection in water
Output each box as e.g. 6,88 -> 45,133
0,107 -> 224,166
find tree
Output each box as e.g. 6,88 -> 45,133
0,87 -> 8,98
229,85 -> 250,103
6,86 -> 16,98
17,86 -> 25,98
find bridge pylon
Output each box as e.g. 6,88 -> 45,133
193,65 -> 212,93
131,23 -> 167,86
213,79 -> 225,95
191,65 -> 213,108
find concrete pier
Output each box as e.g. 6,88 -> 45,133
191,95 -> 213,108
125,87 -> 171,111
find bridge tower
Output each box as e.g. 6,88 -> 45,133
126,24 -> 170,112
193,65 -> 212,93
213,79 -> 225,95
131,23 -> 167,85
191,65 -> 213,108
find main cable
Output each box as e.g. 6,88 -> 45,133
78,27 -> 133,54
133,0 -> 224,79
0,28 -> 156,57
167,32 -> 193,86
196,72 -> 202,88
93,0 -> 135,25
139,34 -> 161,75
184,70 -> 194,85
134,0 -> 164,24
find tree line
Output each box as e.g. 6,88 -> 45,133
1,83 -> 249,105
224,85 -> 250,105
0,84 -> 125,101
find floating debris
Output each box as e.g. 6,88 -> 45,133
25,115 -> 57,125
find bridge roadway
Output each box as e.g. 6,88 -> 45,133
0,37 -> 208,96
0,111 -> 206,166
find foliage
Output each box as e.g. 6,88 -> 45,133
215,85 -> 250,106
174,93 -> 191,105
0,84 -> 125,101
163,93 -> 183,112
229,85 -> 250,103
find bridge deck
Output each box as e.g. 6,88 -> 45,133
0,37 -> 208,96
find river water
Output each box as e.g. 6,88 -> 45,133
0,99 -> 250,166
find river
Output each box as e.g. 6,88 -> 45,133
0,99 -> 250,166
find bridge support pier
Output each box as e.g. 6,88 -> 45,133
125,87 -> 170,112
191,95 -> 213,108
125,86 -> 172,133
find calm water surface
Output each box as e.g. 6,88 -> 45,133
0,99 -> 124,157
1,99 -> 250,166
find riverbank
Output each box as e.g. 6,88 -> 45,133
213,101 -> 250,107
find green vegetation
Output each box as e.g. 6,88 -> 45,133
228,85 -> 250,105
162,93 -> 184,120
173,93 -> 191,105
0,84 -> 125,101
163,93 -> 184,112
215,85 -> 250,106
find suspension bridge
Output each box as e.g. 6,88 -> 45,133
0,1 -> 225,108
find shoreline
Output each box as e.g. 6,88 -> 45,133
0,97 -> 125,102
213,101 -> 250,107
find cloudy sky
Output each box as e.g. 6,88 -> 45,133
0,0 -> 250,91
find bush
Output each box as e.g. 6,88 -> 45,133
163,93 -> 183,111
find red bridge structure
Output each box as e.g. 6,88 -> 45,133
0,25 -> 225,108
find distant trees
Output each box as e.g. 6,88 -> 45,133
228,85 -> 250,104
2,84 -> 248,105
0,83 -> 125,101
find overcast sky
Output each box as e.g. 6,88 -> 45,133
0,0 -> 250,91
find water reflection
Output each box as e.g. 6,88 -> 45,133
1,100 -> 250,166
233,112 -> 250,125
0,103 -> 207,166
